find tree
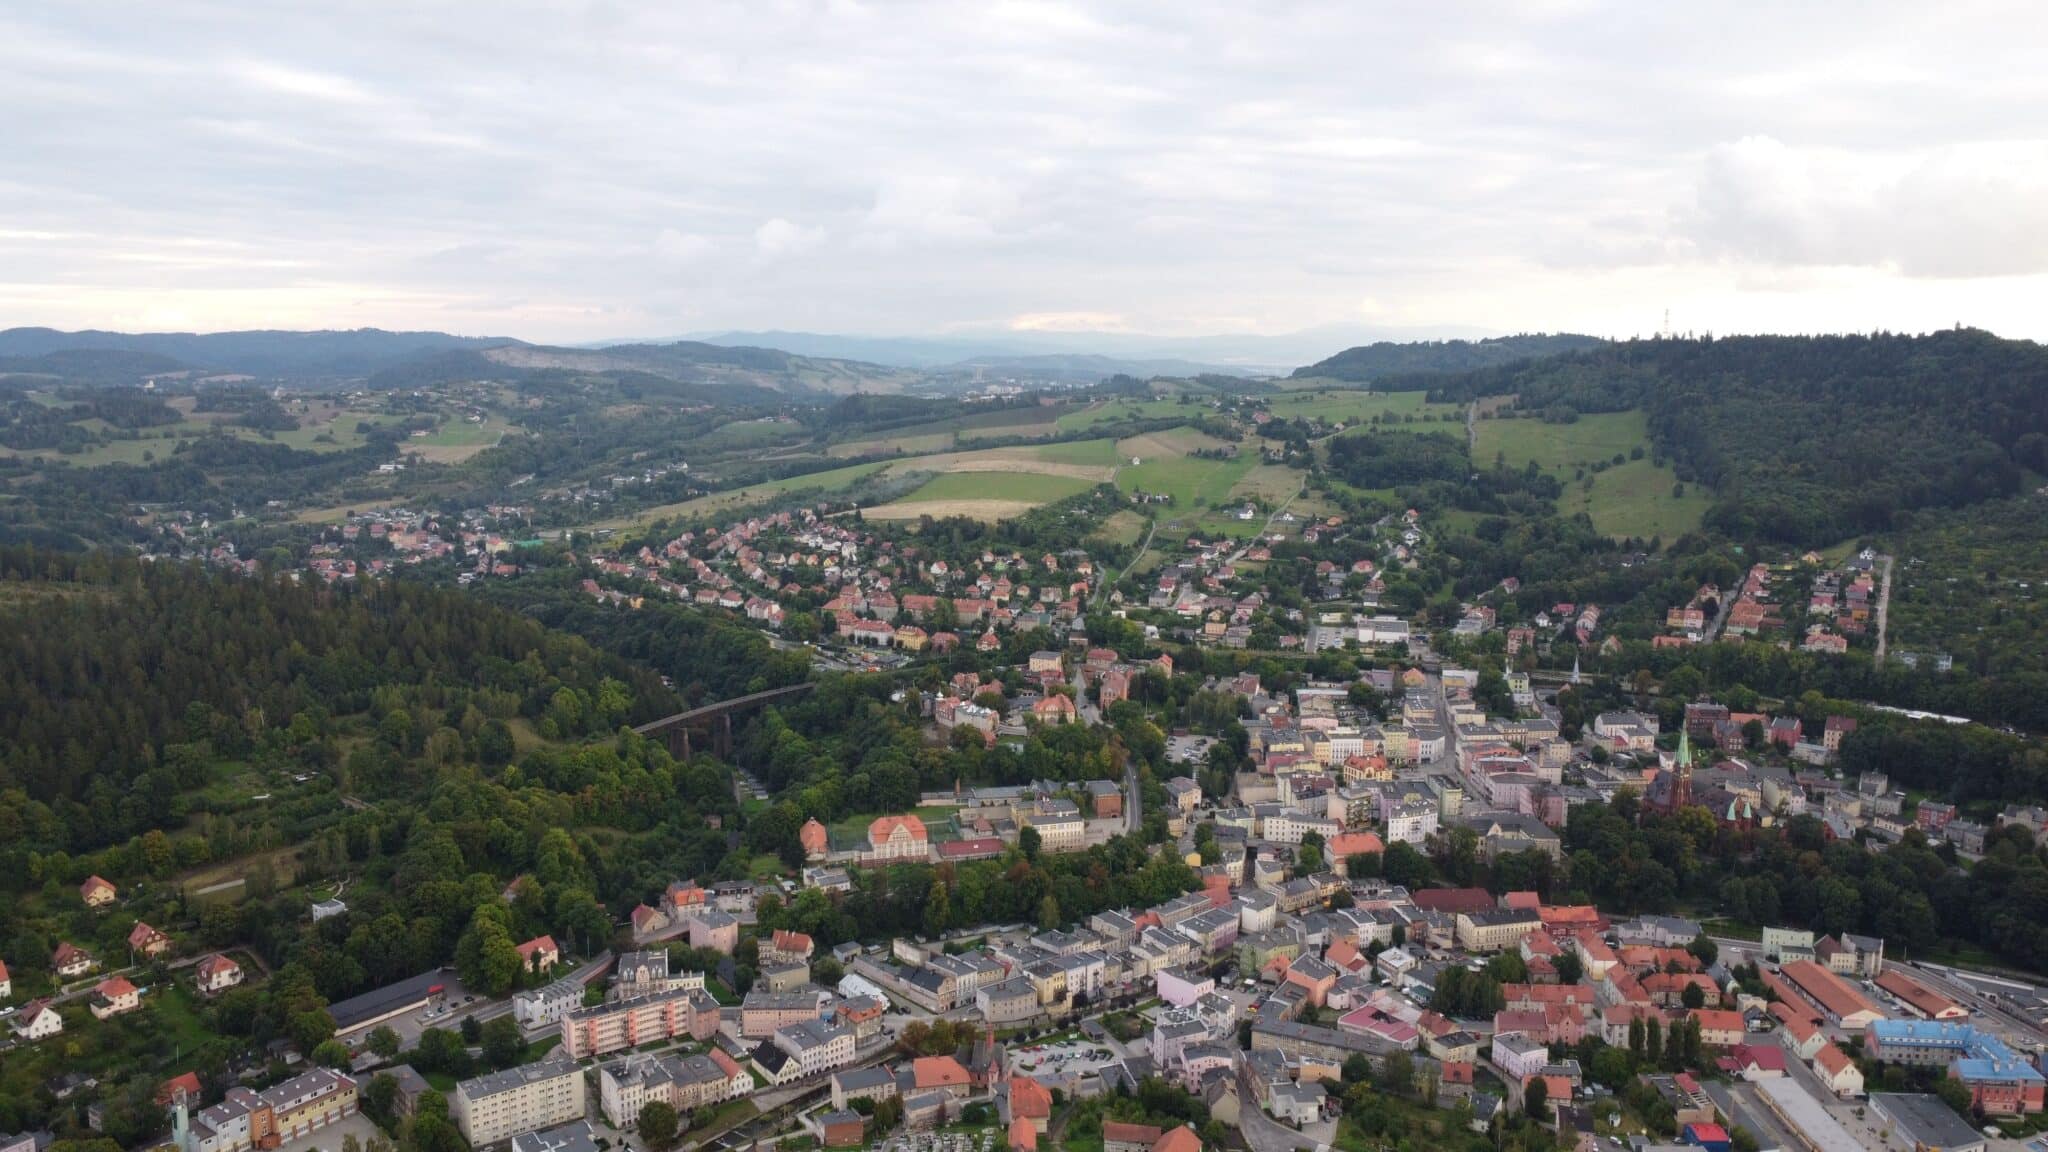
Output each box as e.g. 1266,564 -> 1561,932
1687,936 -> 1718,967
1019,825 -> 1042,862
1554,951 -> 1584,986
1342,1054 -> 1374,1084
482,1015 -> 525,1069
1038,893 -> 1061,931
924,881 -> 951,938
638,1101 -> 680,1151
1681,982 -> 1706,1010
1525,1075 -> 1549,1119
368,1026 -> 401,1058
313,1039 -> 352,1068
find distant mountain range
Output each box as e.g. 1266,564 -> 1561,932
0,323 -> 1590,397
679,323 -> 1503,375
0,326 -> 513,380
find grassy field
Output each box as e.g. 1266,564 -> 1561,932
1092,510 -> 1150,546
408,415 -> 510,462
1055,397 -> 1218,432
1560,457 -> 1715,540
893,471 -> 1098,504
1115,450 -> 1254,508
1474,410 -> 1710,539
1229,463 -> 1305,504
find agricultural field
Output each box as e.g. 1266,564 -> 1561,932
868,471 -> 1100,522
609,439 -> 1122,529
1475,410 -> 1710,539
827,405 -> 1066,457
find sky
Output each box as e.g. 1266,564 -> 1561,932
4,1 -> 2047,346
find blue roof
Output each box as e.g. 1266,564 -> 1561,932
1869,1021 -> 2044,1082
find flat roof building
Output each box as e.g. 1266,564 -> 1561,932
1869,1093 -> 1988,1152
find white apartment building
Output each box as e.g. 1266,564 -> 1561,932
1382,798 -> 1439,845
753,1020 -> 855,1085
513,977 -> 586,1029
1263,811 -> 1342,845
451,1056 -> 588,1147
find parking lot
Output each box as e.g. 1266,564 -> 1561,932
1166,735 -> 1216,765
1006,1038 -> 1122,1083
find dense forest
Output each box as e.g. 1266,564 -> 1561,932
0,548 -> 677,857
1410,330 -> 2048,546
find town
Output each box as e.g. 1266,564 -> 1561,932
8,567 -> 2046,1152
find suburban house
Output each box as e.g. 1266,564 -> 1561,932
80,875 -> 118,908
195,954 -> 244,996
128,921 -> 172,960
91,975 -> 142,1020
53,942 -> 96,979
516,936 -> 561,973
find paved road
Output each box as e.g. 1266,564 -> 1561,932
1235,1064 -> 1325,1152
1872,553 -> 1896,663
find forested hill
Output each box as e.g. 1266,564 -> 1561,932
1293,333 -> 1602,380
0,549 -> 677,852
1418,329 -> 2048,546
0,326 -> 517,381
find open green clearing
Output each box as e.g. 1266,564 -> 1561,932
1475,410 -> 1710,539
1561,457 -> 1715,541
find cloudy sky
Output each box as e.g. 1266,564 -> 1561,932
4,1 -> 2046,345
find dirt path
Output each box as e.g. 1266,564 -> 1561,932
1466,400 -> 1477,452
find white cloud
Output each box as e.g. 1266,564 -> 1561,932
1,1 -> 2045,342
1688,136 -> 2048,278
654,229 -> 713,263
753,218 -> 825,261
